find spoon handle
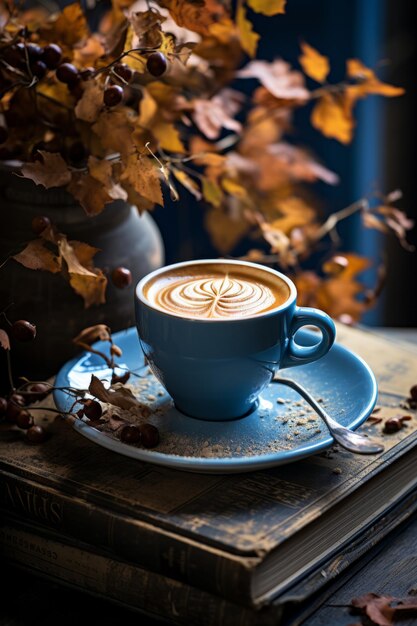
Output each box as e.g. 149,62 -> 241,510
273,376 -> 384,455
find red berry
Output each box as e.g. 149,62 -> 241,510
82,399 -> 102,421
26,43 -> 42,59
42,44 -> 62,69
139,423 -> 159,448
5,394 -> 26,423
25,383 -> 50,403
32,215 -> 51,235
120,424 -> 142,444
56,63 -> 79,86
11,320 -> 37,342
383,417 -> 403,434
0,397 -> 8,416
26,425 -> 47,444
0,126 -> 8,144
31,60 -> 47,78
16,410 -> 34,430
146,52 -> 168,77
104,85 -> 123,107
113,62 -> 133,83
111,267 -> 132,289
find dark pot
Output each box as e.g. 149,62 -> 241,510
0,164 -> 164,382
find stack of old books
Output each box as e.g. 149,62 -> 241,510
1,324 -> 416,626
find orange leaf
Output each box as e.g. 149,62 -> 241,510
59,238 -> 107,308
172,168 -> 202,200
88,156 -> 128,201
43,2 -> 89,48
121,154 -> 163,206
299,41 -> 330,83
236,3 -> 259,58
247,0 -> 286,16
238,60 -> 309,100
311,92 -> 354,144
205,205 -> 250,253
346,59 -> 405,99
93,110 -> 136,160
152,121 -> 185,153
159,0 -> 233,36
13,239 -> 61,273
20,152 -> 71,188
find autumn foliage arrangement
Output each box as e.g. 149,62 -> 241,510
0,0 -> 414,319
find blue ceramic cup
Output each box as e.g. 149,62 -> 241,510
135,260 -> 336,421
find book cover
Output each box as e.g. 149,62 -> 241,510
0,324 -> 416,607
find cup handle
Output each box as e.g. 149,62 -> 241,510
281,307 -> 336,369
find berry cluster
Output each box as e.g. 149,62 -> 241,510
0,385 -> 49,443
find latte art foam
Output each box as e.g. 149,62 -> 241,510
158,275 -> 276,319
144,263 -> 290,320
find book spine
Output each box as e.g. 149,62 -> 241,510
0,471 -> 254,604
0,519 -> 277,626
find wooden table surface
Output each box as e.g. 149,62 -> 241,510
1,328 -> 416,626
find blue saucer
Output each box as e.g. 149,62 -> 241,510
54,327 -> 377,474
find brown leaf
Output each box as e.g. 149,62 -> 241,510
89,374 -> 142,411
247,0 -> 286,16
299,41 -> 330,83
73,325 -> 112,346
75,80 -> 103,123
93,110 -> 135,160
13,239 -> 61,273
362,212 -> 389,233
377,205 -> 415,250
0,329 -> 10,351
59,238 -> 107,308
20,152 -> 71,189
121,154 -> 163,206
346,59 -> 405,99
159,0 -> 233,37
238,60 -> 309,100
189,89 -> 243,140
205,204 -> 250,253
311,92 -> 354,144
88,156 -> 128,201
73,35 -> 105,67
351,593 -> 395,626
130,10 -> 166,48
236,3 -> 259,58
67,172 -> 113,216
42,2 -> 90,48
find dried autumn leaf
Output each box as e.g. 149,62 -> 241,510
75,80 -> 103,123
351,593 -> 395,626
121,154 -> 163,206
93,109 -> 136,160
73,35 -> 105,67
13,239 -> 61,273
190,89 -> 243,140
377,205 -> 415,250
130,10 -> 166,48
151,121 -> 185,153
20,152 -> 71,188
311,92 -> 354,144
88,156 -> 128,202
159,0 -> 233,37
205,204 -> 250,253
202,177 -> 223,208
43,2 -> 89,48
123,25 -> 146,73
59,238 -> 107,308
299,41 -> 330,83
247,0 -> 286,15
238,60 -> 310,100
363,211 -> 389,233
236,3 -> 259,58
0,329 -> 10,351
73,325 -> 112,346
89,374 -> 142,411
346,59 -> 405,99
172,167 -> 202,199
67,172 -> 113,216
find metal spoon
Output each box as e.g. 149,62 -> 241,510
273,376 -> 384,455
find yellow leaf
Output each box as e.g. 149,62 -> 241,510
121,154 -> 163,206
299,41 -> 330,83
123,25 -> 146,73
221,178 -> 247,199
311,92 -> 354,144
59,238 -> 106,309
346,59 -> 405,99
202,178 -> 223,208
138,90 -> 158,127
236,4 -> 260,58
172,168 -> 202,200
152,121 -> 185,153
247,0 -> 286,16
